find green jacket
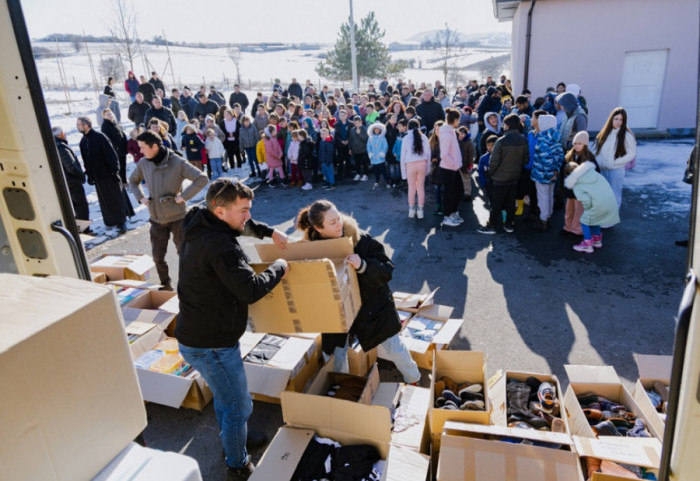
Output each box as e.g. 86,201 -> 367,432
564,161 -> 620,227
487,130 -> 528,184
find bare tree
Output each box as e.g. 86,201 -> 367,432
72,40 -> 81,53
227,46 -> 242,86
433,23 -> 461,91
108,0 -> 139,73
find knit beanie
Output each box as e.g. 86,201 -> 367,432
573,130 -> 589,145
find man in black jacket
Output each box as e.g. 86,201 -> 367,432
287,78 -> 303,101
477,86 -> 502,130
138,75 -> 156,104
144,96 -> 176,135
128,92 -> 151,127
415,89 -> 445,135
148,71 -> 165,94
228,84 -> 249,113
53,126 -> 89,222
175,178 -> 288,480
193,94 -> 220,124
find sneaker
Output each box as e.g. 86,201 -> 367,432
537,382 -> 557,411
373,182 -> 379,189
353,174 -> 361,181
227,461 -> 255,480
416,207 -> 424,219
385,183 -> 391,189
477,225 -> 497,235
360,175 -> 368,182
503,225 -> 514,234
573,239 -> 594,253
592,234 -> 603,248
450,212 -> 464,224
408,206 -> 416,218
301,183 -> 313,190
442,216 -> 460,227
246,430 -> 268,451
327,185 -> 335,191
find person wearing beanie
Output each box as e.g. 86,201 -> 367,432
529,111 -> 565,231
556,91 -> 588,150
560,130 -> 599,238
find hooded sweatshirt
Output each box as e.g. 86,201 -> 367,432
438,123 -> 461,171
367,123 -> 388,165
480,111 -> 502,155
556,92 -> 588,150
564,161 -> 620,228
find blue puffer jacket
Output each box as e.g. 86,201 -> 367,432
317,138 -> 335,165
530,117 -> 564,184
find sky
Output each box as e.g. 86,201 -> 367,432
20,0 -> 511,44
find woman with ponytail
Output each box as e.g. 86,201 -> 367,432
296,200 -> 421,384
400,119 -> 431,219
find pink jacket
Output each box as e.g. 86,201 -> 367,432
438,124 -> 461,171
264,137 -> 283,168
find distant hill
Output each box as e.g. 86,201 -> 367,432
405,30 -> 511,47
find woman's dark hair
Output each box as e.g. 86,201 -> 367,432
408,119 -> 423,156
445,108 -> 460,125
296,200 -> 337,240
595,107 -> 632,159
557,82 -> 566,90
533,97 -> 545,109
107,76 -> 114,83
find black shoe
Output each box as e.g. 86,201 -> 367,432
159,283 -> 174,292
117,223 -> 127,234
675,240 -> 689,247
532,220 -> 550,232
227,461 -> 255,480
246,430 -> 268,451
525,213 -> 539,223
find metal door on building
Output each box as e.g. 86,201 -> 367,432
619,49 -> 668,129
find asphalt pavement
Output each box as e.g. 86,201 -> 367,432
89,164 -> 688,480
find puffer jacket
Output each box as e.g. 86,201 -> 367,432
564,161 -> 620,227
348,125 -> 369,154
366,123 -> 388,165
298,137 -> 316,170
238,123 -> 260,150
530,117 -> 564,184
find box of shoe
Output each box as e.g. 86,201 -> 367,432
573,436 -> 662,480
239,332 -> 321,404
249,391 -> 429,481
632,354 -> 671,438
303,360 -> 381,405
371,382 -> 432,454
132,329 -> 213,411
488,370 -> 571,436
563,364 -> 663,441
436,421 -> 585,481
90,252 -> 155,281
393,287 -> 439,313
379,303 -> 463,370
91,270 -> 107,283
0,274 -> 146,481
246,237 -> 362,334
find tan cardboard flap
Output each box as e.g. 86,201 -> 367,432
393,288 -> 438,311
244,363 -> 293,399
136,368 -> 194,408
372,383 -> 401,411
443,421 -> 573,446
108,280 -> 160,290
487,369 -> 508,427
414,303 -> 454,321
249,427 -> 314,481
573,436 -> 662,468
432,318 -> 463,345
281,391 -> 392,458
125,290 -> 177,311
390,386 -> 431,452
634,354 -> 672,382
384,445 -> 429,481
565,364 -> 621,385
436,349 -> 484,371
438,431 -> 582,481
256,237 -> 353,262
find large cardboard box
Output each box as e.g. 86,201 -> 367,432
0,274 -> 147,481
249,391 -> 429,481
305,360 -> 381,405
371,382 -> 431,454
393,288 -> 439,313
573,436 -> 662,481
247,237 -> 361,334
125,289 -> 179,315
90,253 -> 155,281
348,339 -> 378,376
633,354 -> 671,439
437,421 -> 585,481
93,442 -> 203,481
239,332 -> 320,404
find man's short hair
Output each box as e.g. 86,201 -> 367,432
503,113 -> 522,130
51,126 -> 63,137
206,178 -> 254,211
77,116 -> 92,128
515,95 -> 529,105
136,130 -> 163,148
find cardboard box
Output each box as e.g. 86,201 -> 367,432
91,270 -> 107,283
378,303 -> 462,370
0,274 -> 147,481
573,436 -> 662,481
348,339 -> 378,376
436,421 -> 585,481
305,360 -> 381,405
371,382 -> 431,454
249,391 -> 429,481
564,365 -> 663,440
488,370 -> 570,435
239,332 -> 320,404
393,288 -> 439,313
90,253 -> 155,281
247,237 -> 361,333
93,442 -> 203,481
633,354 -> 671,438
125,289 -> 179,315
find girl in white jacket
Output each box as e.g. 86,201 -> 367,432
594,107 -> 637,210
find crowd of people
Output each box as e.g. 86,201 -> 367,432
56,70 -> 638,254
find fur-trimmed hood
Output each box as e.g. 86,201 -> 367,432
368,122 -> 386,138
564,160 -> 595,189
302,213 -> 361,246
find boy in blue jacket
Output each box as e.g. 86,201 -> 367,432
318,127 -> 336,190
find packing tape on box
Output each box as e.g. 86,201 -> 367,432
282,280 -> 297,313
292,319 -> 303,333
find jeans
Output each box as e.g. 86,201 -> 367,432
602,168 -> 625,210
178,343 -> 253,469
330,335 -> 420,383
321,163 -> 335,185
210,157 -> 223,180
244,147 -> 261,176
387,163 -> 400,183
109,100 -> 121,123
581,223 -> 601,241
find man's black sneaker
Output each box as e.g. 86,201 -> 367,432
477,226 -> 497,235
227,461 -> 255,480
246,430 -> 268,451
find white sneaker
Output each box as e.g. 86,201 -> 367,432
385,183 -> 391,189
353,174 -> 361,181
408,206 -> 416,218
442,216 -> 460,227
373,182 -> 379,189
450,213 -> 464,224
301,183 -> 313,190
416,207 -> 424,219
360,175 -> 368,182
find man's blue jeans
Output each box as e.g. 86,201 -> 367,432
179,343 -> 252,469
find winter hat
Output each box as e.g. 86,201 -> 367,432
567,83 -> 581,96
501,96 -> 513,104
537,114 -> 557,132
573,130 -> 589,145
486,86 -> 497,97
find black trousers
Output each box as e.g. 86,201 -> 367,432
335,144 -> 350,177
489,182 -> 518,228
352,152 -> 370,176
68,183 -> 89,221
150,218 -> 184,284
440,168 -> 462,216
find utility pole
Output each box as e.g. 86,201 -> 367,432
348,0 -> 358,93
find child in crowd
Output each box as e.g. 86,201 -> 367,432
477,135 -> 498,203
256,130 -> 267,174
392,118 -> 408,168
364,103 -> 379,125
287,130 -> 302,187
564,161 -> 619,253
529,113 -> 564,231
204,128 -> 225,180
175,110 -> 188,149
429,121 -> 443,216
238,116 -> 261,178
457,126 -> 475,201
479,112 -> 501,158
500,96 -> 513,120
297,129 -> 316,190
263,126 -> 285,187
127,127 -> 144,163
367,122 -> 390,189
561,131 -> 598,237
349,115 -> 369,181
181,124 -> 205,171
317,127 -> 336,190
384,113 -> 400,187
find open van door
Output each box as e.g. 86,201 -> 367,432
0,0 -> 89,279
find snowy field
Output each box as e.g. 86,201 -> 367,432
35,42 -> 694,249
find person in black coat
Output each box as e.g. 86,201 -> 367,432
53,127 -> 89,222
128,92 -> 151,127
138,75 -> 156,104
143,96 -> 177,136
148,72 -> 165,94
193,94 -> 220,124
76,116 -> 128,232
415,90 -> 445,135
228,85 -> 249,113
101,110 -> 136,218
296,200 -> 420,383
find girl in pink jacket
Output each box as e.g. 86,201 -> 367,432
264,126 -> 284,185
